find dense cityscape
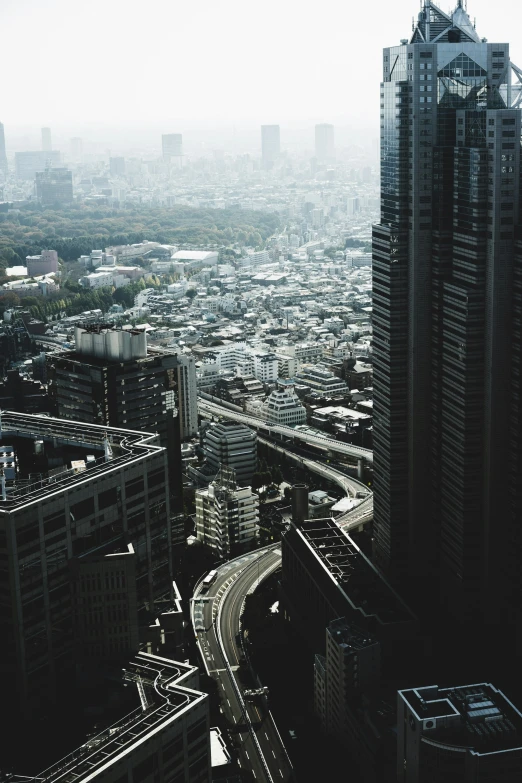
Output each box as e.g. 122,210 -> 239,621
2,0 -> 522,781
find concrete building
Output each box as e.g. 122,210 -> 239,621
280,517 -> 417,663
295,364 -> 349,397
0,412 -> 173,716
26,249 -> 58,277
15,150 -> 61,179
23,652 -> 210,783
35,167 -> 73,205
202,420 -> 257,487
41,127 -> 52,151
176,353 -> 198,439
196,466 -> 259,557
47,326 -> 182,507
170,250 -> 218,271
314,619 -> 387,781
398,682 -> 522,782
261,125 -> 280,169
80,270 -> 114,288
253,352 -> 278,383
162,133 -> 183,162
110,156 -> 126,176
70,137 -> 83,160
264,386 -> 306,426
315,123 -> 335,161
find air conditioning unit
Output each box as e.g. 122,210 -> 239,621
423,719 -> 437,730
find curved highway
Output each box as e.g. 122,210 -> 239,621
198,398 -> 373,463
256,434 -> 374,530
192,546 -> 292,782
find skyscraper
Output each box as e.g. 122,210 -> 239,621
315,123 -> 335,161
261,125 -> 280,169
162,133 -> 183,162
372,0 -> 522,633
41,126 -> 52,151
0,121 -> 7,175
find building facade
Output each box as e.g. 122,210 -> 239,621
264,386 -> 307,426
15,150 -> 61,179
176,354 -> 199,439
28,653 -> 211,783
35,167 -> 73,205
26,249 -> 59,277
398,682 -> 522,781
0,412 -> 173,716
202,420 -> 257,487
47,326 -> 182,507
315,123 -> 335,161
372,1 -> 522,634
261,125 -> 280,169
195,467 -> 259,557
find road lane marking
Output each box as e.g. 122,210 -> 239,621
279,771 -> 283,778
265,732 -> 269,740
245,751 -> 249,759
252,771 -> 256,779
272,750 -> 276,758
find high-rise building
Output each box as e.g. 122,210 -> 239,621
70,136 -> 83,160
41,126 -> 52,151
0,411 -> 173,716
35,167 -> 73,205
15,150 -> 61,179
261,125 -> 280,169
397,682 -> 522,781
110,156 -> 126,176
47,325 -> 183,507
8,652 -> 211,783
202,420 -> 257,487
0,121 -> 7,175
195,465 -> 259,557
176,354 -> 198,439
162,133 -> 183,162
372,1 -> 522,633
315,123 -> 335,161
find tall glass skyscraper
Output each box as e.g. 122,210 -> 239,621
372,0 -> 522,634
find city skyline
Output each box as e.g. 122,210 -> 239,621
2,0 -> 520,128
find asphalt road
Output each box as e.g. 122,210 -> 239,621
192,546 -> 293,782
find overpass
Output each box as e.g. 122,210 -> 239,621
198,397 -> 373,465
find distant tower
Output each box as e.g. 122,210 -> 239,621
162,134 -> 183,165
70,137 -> 83,161
0,122 -> 7,175
315,123 -> 335,161
41,127 -> 52,152
261,125 -> 280,169
110,156 -> 126,176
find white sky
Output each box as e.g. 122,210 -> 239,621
2,0 -> 521,134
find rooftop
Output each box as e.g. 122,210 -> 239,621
400,682 -> 522,754
0,411 -> 164,512
33,653 -> 206,783
297,517 -> 416,627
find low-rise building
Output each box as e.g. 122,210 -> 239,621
264,386 -> 306,427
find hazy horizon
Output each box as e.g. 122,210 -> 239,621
2,0 -> 521,153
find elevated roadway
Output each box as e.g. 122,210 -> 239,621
192,546 -> 292,782
198,398 -> 373,464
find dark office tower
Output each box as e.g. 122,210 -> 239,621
162,133 -> 183,161
0,122 -> 7,174
315,123 -> 335,161
372,0 -> 522,630
110,156 -> 126,176
41,126 -> 52,152
261,125 -> 280,169
47,325 -> 183,509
